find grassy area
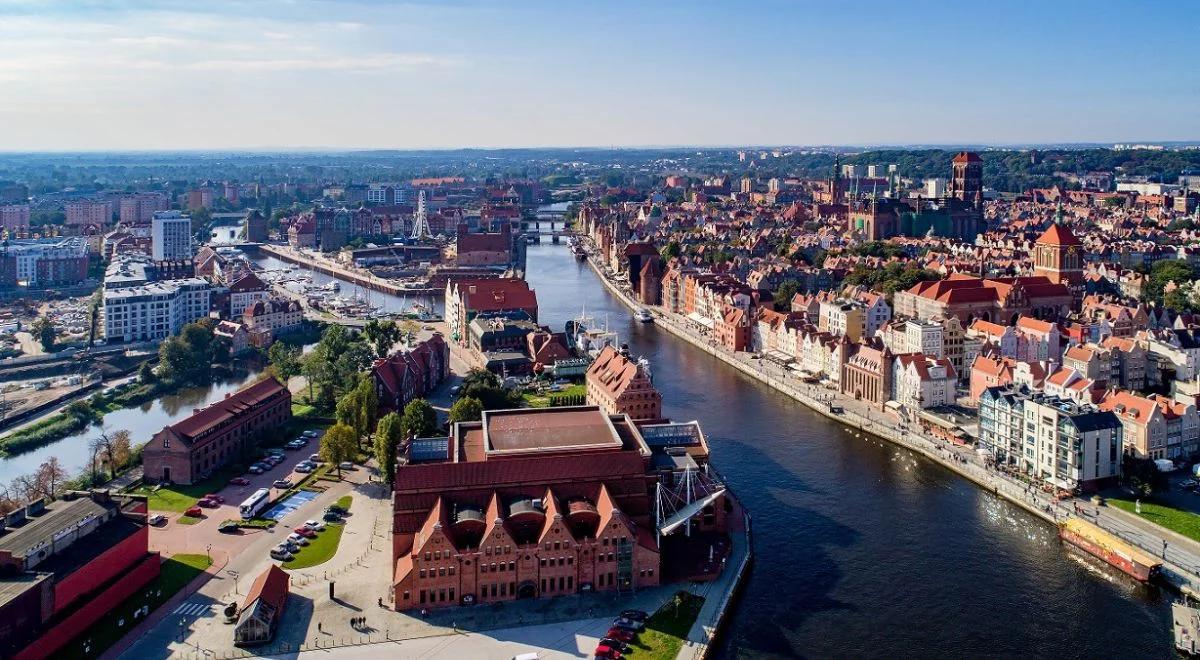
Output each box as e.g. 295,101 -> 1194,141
62,553 -> 212,658
1108,496 -> 1200,543
130,464 -> 243,512
177,513 -> 203,525
522,383 -> 586,408
282,496 -> 352,570
624,592 -> 705,660
230,518 -> 276,529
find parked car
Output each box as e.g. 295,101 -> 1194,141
247,465 -> 264,475
280,540 -> 301,553
273,479 -> 294,489
269,546 -> 294,561
229,477 -> 250,486
604,628 -> 636,643
304,519 -> 326,531
148,514 -> 167,526
266,448 -> 285,456
203,494 -> 225,504
599,638 -> 630,653
308,453 -> 322,463
611,618 -> 644,631
450,385 -> 461,395
286,439 -> 305,449
287,533 -> 310,546
593,644 -> 623,659
294,463 -> 314,473
293,526 -> 316,538
323,511 -> 343,522
302,430 -> 318,438
619,610 -> 648,622
197,498 -> 219,509
338,461 -> 354,470
218,520 -> 240,534
184,506 -> 203,518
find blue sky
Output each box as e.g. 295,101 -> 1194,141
0,0 -> 1195,150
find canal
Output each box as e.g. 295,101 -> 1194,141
522,241 -> 1172,658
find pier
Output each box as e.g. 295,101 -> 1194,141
256,244 -> 440,297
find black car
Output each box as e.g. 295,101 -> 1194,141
599,638 -> 631,653
323,511 -> 343,522
619,609 -> 648,622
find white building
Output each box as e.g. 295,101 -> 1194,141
151,210 -> 193,261
881,318 -> 944,358
892,353 -> 956,411
102,278 -> 212,343
978,386 -> 1122,492
4,237 -> 89,286
923,178 -> 947,198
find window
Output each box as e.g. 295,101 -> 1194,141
419,590 -> 426,604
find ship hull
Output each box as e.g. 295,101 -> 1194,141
1060,528 -> 1157,582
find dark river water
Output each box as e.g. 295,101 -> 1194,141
522,242 -> 1172,659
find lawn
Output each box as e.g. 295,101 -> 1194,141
280,495 -> 353,570
1108,496 -> 1200,543
624,592 -> 705,660
130,464 -> 243,512
62,553 -> 212,658
522,383 -> 586,408
177,513 -> 203,525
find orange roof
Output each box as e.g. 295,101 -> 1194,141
1037,223 -> 1083,247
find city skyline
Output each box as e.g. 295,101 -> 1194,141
1,0 -> 1197,151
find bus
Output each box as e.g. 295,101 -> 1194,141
239,488 -> 271,520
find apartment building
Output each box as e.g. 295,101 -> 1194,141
151,210 -> 193,261
0,204 -> 30,232
102,278 -> 212,342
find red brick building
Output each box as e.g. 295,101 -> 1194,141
391,407 -> 726,610
715,306 -> 752,352
586,345 -> 663,423
0,492 -> 160,660
371,334 -> 451,414
143,377 -> 292,484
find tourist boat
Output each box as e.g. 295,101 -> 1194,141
1059,518 -> 1161,582
322,281 -> 340,292
571,242 -> 587,261
566,308 -> 618,358
635,308 -> 653,323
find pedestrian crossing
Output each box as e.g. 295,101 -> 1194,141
173,601 -> 211,617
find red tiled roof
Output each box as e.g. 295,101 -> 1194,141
170,378 -> 287,442
241,564 -> 289,614
1037,223 -> 1082,247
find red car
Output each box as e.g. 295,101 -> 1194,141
229,477 -> 250,486
184,506 -> 203,517
203,493 -> 225,503
196,498 -> 219,508
605,628 -> 636,643
293,526 -> 317,538
594,644 -> 623,659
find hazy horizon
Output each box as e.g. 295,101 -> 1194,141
2,0 -> 1197,151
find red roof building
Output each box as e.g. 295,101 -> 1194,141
372,334 -> 451,414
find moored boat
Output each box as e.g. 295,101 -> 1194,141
635,308 -> 653,323
1059,518 -> 1161,582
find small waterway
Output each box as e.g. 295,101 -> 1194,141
0,368 -> 266,484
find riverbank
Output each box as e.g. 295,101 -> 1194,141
258,244 -> 436,297
584,248 -> 1200,598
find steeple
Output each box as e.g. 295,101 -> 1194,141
1054,198 -> 1064,225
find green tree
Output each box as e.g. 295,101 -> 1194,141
374,412 -> 403,486
400,399 -> 438,438
1146,259 -> 1196,305
660,241 -> 682,262
448,396 -> 483,424
268,341 -> 302,381
773,279 -> 802,312
138,360 -> 157,384
335,389 -> 366,440
363,319 -> 401,357
356,377 -> 379,436
320,423 -> 359,478
30,316 -> 56,352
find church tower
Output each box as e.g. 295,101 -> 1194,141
1033,200 -> 1083,290
949,151 -> 982,206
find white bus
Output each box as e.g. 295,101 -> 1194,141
239,488 -> 271,520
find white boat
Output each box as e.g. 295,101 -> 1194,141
635,308 -> 653,323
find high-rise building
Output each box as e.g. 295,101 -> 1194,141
151,210 -> 193,261
102,277 -> 212,342
0,204 -> 31,232
65,200 -> 113,227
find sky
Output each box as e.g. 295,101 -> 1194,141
0,0 -> 1196,151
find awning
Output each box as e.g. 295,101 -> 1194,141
918,410 -> 960,430
686,312 -> 714,329
764,350 -> 794,365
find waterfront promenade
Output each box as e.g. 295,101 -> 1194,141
586,249 -> 1200,596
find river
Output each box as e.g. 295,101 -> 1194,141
521,240 -> 1172,658
0,368 -> 266,484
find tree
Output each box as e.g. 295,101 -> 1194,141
363,319 -> 401,358
335,389 -> 365,439
400,399 -> 438,438
320,423 -> 359,478
660,241 -> 682,263
460,368 -> 522,410
356,377 -> 379,437
111,430 -> 133,471
374,412 -> 403,486
268,342 -> 302,381
774,279 -> 802,312
448,396 -> 483,424
88,437 -> 105,483
36,457 -> 68,498
1122,455 -> 1167,497
30,316 -> 56,352
138,360 -> 157,384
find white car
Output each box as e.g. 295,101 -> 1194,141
302,430 -> 318,438
270,546 -> 294,561
304,519 -> 326,531
148,514 -> 167,526
287,533 -> 310,546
